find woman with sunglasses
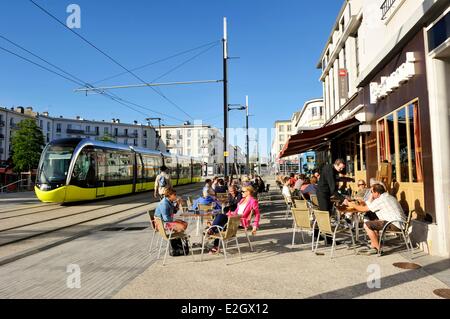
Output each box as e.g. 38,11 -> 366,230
207,186 -> 261,254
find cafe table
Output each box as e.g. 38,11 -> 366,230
179,210 -> 218,237
336,205 -> 364,242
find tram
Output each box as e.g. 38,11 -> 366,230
35,138 -> 203,203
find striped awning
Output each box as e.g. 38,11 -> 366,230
278,117 -> 360,158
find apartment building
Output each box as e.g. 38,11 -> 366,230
272,120 -> 298,174
0,106 -> 159,162
159,123 -> 245,173
290,99 -> 326,174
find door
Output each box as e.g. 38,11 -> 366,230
96,150 -> 106,197
136,154 -> 145,192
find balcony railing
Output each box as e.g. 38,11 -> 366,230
84,131 -> 100,136
381,0 -> 397,20
114,133 -> 138,138
66,128 -> 85,134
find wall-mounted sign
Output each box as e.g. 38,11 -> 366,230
370,52 -> 417,104
339,69 -> 348,99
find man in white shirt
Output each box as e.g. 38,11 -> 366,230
154,166 -> 172,200
348,184 -> 406,255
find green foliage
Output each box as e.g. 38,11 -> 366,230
97,133 -> 115,143
11,119 -> 45,172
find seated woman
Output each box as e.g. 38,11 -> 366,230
154,188 -> 188,233
207,186 -> 260,254
282,176 -> 293,203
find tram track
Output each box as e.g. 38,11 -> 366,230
0,202 -> 59,214
0,183 -> 202,266
0,194 -> 151,232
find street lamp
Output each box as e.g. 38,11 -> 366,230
228,95 -> 250,175
146,117 -> 162,150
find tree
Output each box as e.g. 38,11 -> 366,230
97,133 -> 115,143
11,119 -> 45,172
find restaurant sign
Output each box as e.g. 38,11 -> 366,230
370,52 -> 417,104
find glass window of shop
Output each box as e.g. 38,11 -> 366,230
376,101 -> 423,183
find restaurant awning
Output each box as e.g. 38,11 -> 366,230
279,117 -> 360,158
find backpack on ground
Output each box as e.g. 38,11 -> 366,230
169,238 -> 189,257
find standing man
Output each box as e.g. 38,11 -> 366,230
316,159 -> 347,212
154,165 -> 172,200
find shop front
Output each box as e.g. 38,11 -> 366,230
360,28 -> 441,254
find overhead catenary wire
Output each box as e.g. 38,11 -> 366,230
91,40 -> 221,85
28,0 -> 194,120
0,38 -> 184,123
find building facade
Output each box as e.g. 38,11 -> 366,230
272,120 -> 297,174
313,0 -> 450,257
0,106 -> 160,162
291,99 -> 326,174
159,123 -> 245,174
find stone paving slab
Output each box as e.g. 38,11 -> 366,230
114,192 -> 449,299
0,187 -> 203,298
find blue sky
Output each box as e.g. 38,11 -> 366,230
0,0 -> 342,155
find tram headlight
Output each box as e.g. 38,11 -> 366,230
40,184 -> 51,191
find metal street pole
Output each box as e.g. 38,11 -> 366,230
246,95 -> 250,175
146,117 -> 162,150
223,17 -> 229,178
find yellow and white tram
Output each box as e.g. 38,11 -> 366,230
35,138 -> 202,203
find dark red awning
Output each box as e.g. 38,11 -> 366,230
279,117 -> 360,158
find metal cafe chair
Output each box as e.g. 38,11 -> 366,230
291,200 -> 317,252
154,217 -> 194,266
201,216 -> 243,265
314,209 -> 356,259
378,209 -> 415,257
147,210 -> 160,254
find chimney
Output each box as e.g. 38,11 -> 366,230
15,106 -> 25,114
116,119 -> 120,124
43,112 -> 49,117
59,116 -> 63,118
111,118 -> 115,123
133,120 -> 138,125
76,116 -> 80,120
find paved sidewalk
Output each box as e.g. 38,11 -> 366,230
114,191 -> 449,299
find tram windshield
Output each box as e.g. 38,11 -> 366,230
38,145 -> 75,184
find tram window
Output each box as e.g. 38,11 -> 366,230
96,150 -> 107,183
137,155 -> 144,180
118,152 -> 133,181
72,149 -> 96,187
38,145 -> 74,184
105,151 -> 121,182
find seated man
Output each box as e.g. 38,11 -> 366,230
192,194 -> 221,211
202,179 -> 216,198
155,188 -> 187,233
348,184 -> 406,255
